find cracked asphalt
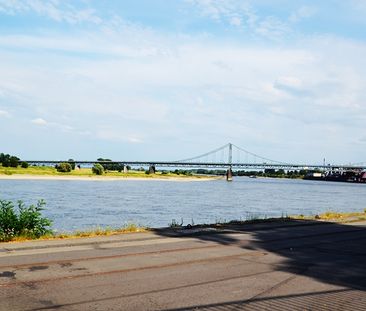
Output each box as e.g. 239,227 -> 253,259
1,219 -> 366,310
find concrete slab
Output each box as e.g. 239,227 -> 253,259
1,220 -> 366,310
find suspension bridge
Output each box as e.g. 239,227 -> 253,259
24,143 -> 366,181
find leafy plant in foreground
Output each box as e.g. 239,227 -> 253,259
0,199 -> 52,242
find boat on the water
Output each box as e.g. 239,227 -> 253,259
304,171 -> 366,183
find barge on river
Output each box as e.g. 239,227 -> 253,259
304,170 -> 366,183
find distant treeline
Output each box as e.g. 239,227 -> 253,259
166,168 -> 320,179
53,158 -> 132,173
0,153 -> 28,168
96,158 -> 131,172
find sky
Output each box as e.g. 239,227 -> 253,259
1,0 -> 366,164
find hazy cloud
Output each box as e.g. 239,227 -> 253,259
0,109 -> 10,117
31,118 -> 47,125
186,0 -> 291,39
289,6 -> 317,23
0,0 -> 102,24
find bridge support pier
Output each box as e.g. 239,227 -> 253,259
149,165 -> 156,174
226,167 -> 233,182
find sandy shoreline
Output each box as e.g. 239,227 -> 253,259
0,174 -> 222,182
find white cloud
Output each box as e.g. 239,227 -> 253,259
0,109 -> 10,117
276,76 -> 303,89
30,117 -> 92,137
230,16 -> 242,26
31,117 -> 47,125
96,129 -> 143,143
289,6 -> 317,23
186,0 -> 290,39
350,0 -> 366,11
0,0 -> 102,24
255,16 -> 290,39
127,137 -> 143,144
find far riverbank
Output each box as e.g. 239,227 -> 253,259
0,174 -> 221,182
0,166 -> 221,181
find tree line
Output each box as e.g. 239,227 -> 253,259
0,153 -> 28,168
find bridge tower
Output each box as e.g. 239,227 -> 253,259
226,143 -> 233,182
149,165 -> 156,174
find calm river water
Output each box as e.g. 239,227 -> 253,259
1,177 -> 365,232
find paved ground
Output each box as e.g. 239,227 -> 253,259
1,219 -> 366,310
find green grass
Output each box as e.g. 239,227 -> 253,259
0,165 -> 213,179
6,224 -> 146,243
48,224 -> 145,240
167,210 -> 366,230
291,210 -> 366,222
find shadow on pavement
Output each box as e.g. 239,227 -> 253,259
21,220 -> 366,311
152,219 -> 366,300
163,288 -> 366,311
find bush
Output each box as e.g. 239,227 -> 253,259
21,161 -> 29,168
92,163 -> 104,175
0,199 -> 52,242
9,156 -> 19,167
96,158 -> 124,172
0,153 -> 20,167
56,162 -> 72,172
68,159 -> 76,170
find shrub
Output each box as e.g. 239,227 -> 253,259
56,162 -> 72,172
96,158 -> 124,171
0,199 -> 52,242
92,163 -> 104,175
21,161 -> 29,168
9,156 -> 20,167
68,159 -> 76,170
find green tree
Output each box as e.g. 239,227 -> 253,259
0,153 -> 11,167
9,156 -> 20,167
56,162 -> 72,172
92,163 -> 104,175
68,159 -> 76,170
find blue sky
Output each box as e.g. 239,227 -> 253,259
1,0 -> 366,164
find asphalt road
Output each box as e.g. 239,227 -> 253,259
1,220 -> 366,310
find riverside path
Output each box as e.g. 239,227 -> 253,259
1,219 -> 366,310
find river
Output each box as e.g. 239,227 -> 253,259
0,177 -> 365,232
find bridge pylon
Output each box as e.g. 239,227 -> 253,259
226,143 -> 233,181
226,167 -> 233,182
149,165 -> 156,174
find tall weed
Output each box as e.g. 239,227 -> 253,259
0,199 -> 52,242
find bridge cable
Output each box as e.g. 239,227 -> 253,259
174,143 -> 230,163
231,144 -> 289,165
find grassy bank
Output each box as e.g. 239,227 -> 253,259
0,165 -> 215,180
0,198 -> 146,243
10,224 -> 146,242
167,210 -> 366,230
3,211 -> 366,243
292,210 -> 366,222
45,210 -> 366,242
